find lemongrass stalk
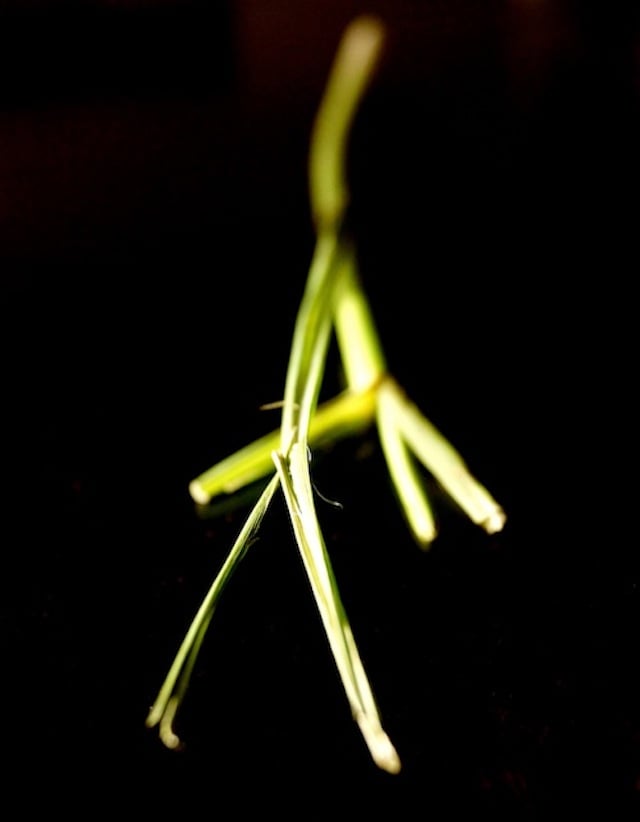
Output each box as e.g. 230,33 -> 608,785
330,227 -> 504,539
280,14 -> 385,456
377,385 -> 437,546
273,445 -> 400,773
157,606 -> 214,748
147,6 -> 512,776
332,251 -> 437,545
149,9 -> 508,773
332,251 -> 386,392
279,14 -> 385,445
189,386 -> 377,505
309,15 -> 385,230
151,16 -> 390,764
279,229 -> 341,449
275,283 -> 401,768
271,16 -> 400,771
379,379 -> 506,534
146,472 -> 280,742
273,237 -> 397,769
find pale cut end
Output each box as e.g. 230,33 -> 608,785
401,476 -> 437,548
159,697 -> 183,751
372,735 -> 402,775
145,706 -> 160,729
411,512 -> 437,550
159,725 -> 182,751
481,506 -> 507,534
344,15 -> 385,66
189,479 -> 210,505
356,713 -> 402,775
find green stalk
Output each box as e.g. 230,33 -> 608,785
379,380 -> 506,533
273,446 -> 400,773
279,229 -> 342,451
332,251 -> 386,392
377,384 -> 438,546
149,11 -> 506,774
332,250 -> 437,546
189,387 -> 377,505
330,213 -> 504,542
271,16 -> 400,771
145,473 -> 280,743
309,15 -> 385,230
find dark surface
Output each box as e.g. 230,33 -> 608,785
2,1 -> 638,817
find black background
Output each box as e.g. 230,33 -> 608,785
2,1 -> 638,817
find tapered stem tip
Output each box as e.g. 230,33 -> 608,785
482,507 -> 507,534
356,712 -> 402,774
343,15 -> 385,63
373,738 -> 402,775
189,479 -> 209,505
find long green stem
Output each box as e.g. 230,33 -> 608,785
380,379 -> 506,533
271,16 -> 400,772
273,445 -> 400,773
309,15 -> 385,230
189,387 -> 377,505
279,229 -> 342,450
332,251 -> 386,392
145,473 -> 280,742
377,385 -> 438,546
149,11 -> 506,775
330,222 -> 504,543
331,247 -> 438,546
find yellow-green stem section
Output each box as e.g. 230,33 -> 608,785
309,16 -> 385,229
190,386 -> 377,504
146,472 -> 281,734
380,379 -> 506,534
279,229 -> 341,450
332,253 -> 386,392
272,444 -> 401,774
376,384 -> 437,547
